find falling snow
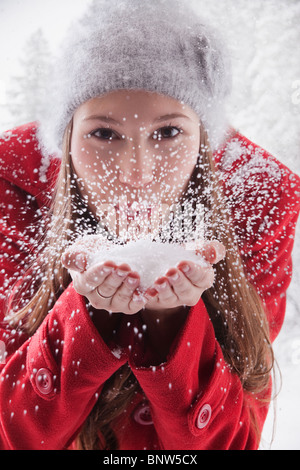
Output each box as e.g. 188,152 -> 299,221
0,0 -> 299,451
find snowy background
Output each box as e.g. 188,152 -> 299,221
0,0 -> 299,450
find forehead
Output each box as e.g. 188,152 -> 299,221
74,89 -> 199,123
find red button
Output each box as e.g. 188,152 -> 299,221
196,404 -> 211,429
35,368 -> 53,395
133,403 -> 153,425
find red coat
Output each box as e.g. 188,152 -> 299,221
0,122 -> 299,450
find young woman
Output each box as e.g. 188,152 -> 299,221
0,0 -> 299,450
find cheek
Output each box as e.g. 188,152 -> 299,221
71,136 -> 92,176
71,138 -> 115,182
155,140 -> 198,180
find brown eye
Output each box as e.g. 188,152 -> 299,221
91,128 -> 118,140
153,126 -> 181,140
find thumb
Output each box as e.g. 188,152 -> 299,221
61,251 -> 87,272
196,240 -> 226,264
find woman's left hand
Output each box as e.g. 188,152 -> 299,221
144,240 -> 226,310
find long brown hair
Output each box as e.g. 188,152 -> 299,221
7,120 -> 274,449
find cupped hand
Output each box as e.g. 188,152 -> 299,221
143,240 -> 226,311
61,251 -> 146,315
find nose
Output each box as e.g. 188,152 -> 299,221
118,145 -> 154,188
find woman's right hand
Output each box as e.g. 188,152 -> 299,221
61,251 -> 147,314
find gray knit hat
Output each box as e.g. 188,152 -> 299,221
37,0 -> 231,160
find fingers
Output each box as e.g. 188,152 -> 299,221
108,273 -> 146,313
145,261 -> 215,308
70,261 -> 118,295
165,263 -> 214,298
177,261 -> 215,290
147,276 -> 177,304
61,251 -> 88,272
62,250 -> 132,296
94,264 -> 131,298
196,240 -> 226,265
89,270 -> 146,314
62,250 -> 146,313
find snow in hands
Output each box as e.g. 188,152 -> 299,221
68,236 -> 210,291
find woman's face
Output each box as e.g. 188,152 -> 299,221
71,90 -> 201,236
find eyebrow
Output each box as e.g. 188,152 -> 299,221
154,113 -> 192,123
83,115 -> 122,125
83,112 -> 191,125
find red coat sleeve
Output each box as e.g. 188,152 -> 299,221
242,173 -> 300,342
129,300 -> 262,450
221,134 -> 300,342
0,286 -> 127,449
0,122 -> 58,317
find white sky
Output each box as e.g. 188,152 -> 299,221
0,0 -> 91,104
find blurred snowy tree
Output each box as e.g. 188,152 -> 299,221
6,28 -> 53,126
